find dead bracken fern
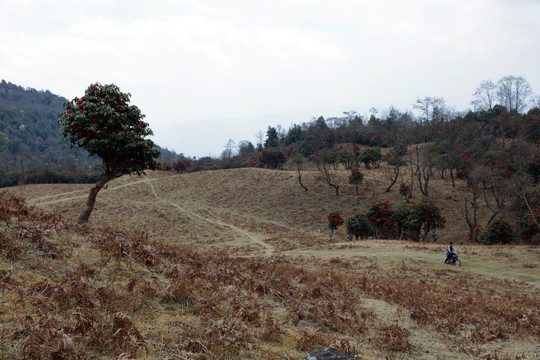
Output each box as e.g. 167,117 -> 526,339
378,323 -> 413,353
357,272 -> 540,341
296,330 -> 331,352
330,339 -> 358,357
109,312 -> 146,356
1,191 -> 539,359
21,316 -> 81,360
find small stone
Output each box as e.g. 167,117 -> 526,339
302,346 -> 356,360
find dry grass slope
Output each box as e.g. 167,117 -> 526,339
13,166 -> 485,251
2,167 -> 539,359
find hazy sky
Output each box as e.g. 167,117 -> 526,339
1,0 -> 539,157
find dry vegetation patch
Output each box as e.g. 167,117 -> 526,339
3,168 -> 540,359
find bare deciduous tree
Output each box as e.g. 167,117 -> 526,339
312,149 -> 339,196
413,96 -> 445,126
471,80 -> 497,111
221,139 -> 236,160
293,152 -> 308,191
496,75 -> 533,113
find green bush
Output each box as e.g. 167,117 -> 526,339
393,199 -> 446,241
481,216 -> 515,245
345,213 -> 375,240
393,201 -> 421,240
417,198 -> 446,241
361,147 -> 383,169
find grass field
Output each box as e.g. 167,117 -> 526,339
2,167 -> 539,359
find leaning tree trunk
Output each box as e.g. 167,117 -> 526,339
322,164 -> 339,196
77,173 -> 114,225
385,165 -> 400,193
296,163 -> 308,191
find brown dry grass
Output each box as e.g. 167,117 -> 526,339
12,166 -> 475,249
2,167 -> 539,359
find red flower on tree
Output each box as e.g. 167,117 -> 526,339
327,211 -> 344,241
58,82 -> 160,225
367,200 -> 395,238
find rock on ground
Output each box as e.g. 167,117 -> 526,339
302,346 -> 356,360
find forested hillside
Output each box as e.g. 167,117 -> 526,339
0,80 -> 100,186
0,80 -> 179,187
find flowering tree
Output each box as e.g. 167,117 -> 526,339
367,200 -> 395,238
468,223 -> 483,242
58,83 -> 160,225
173,158 -> 191,173
327,211 -> 344,241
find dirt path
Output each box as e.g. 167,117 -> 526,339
27,176 -> 161,206
146,181 -> 274,256
23,174 -> 275,256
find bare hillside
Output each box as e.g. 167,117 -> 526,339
13,166 -> 481,256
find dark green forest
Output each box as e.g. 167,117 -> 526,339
0,80 -> 178,187
0,80 -> 99,186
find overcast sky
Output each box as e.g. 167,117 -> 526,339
1,0 -> 539,157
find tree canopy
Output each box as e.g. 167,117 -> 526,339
58,83 -> 160,224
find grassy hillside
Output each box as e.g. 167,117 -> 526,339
14,166 -> 485,249
2,168 -> 539,359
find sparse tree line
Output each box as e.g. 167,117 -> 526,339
162,75 -> 539,245
1,77 -> 539,241
327,197 -> 447,243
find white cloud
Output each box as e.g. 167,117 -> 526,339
1,0 -> 539,156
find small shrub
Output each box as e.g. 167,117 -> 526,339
379,323 -> 412,353
348,167 -> 364,194
345,213 -> 374,240
481,216 -> 515,245
361,147 -> 383,169
399,182 -> 410,200
468,223 -> 484,242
